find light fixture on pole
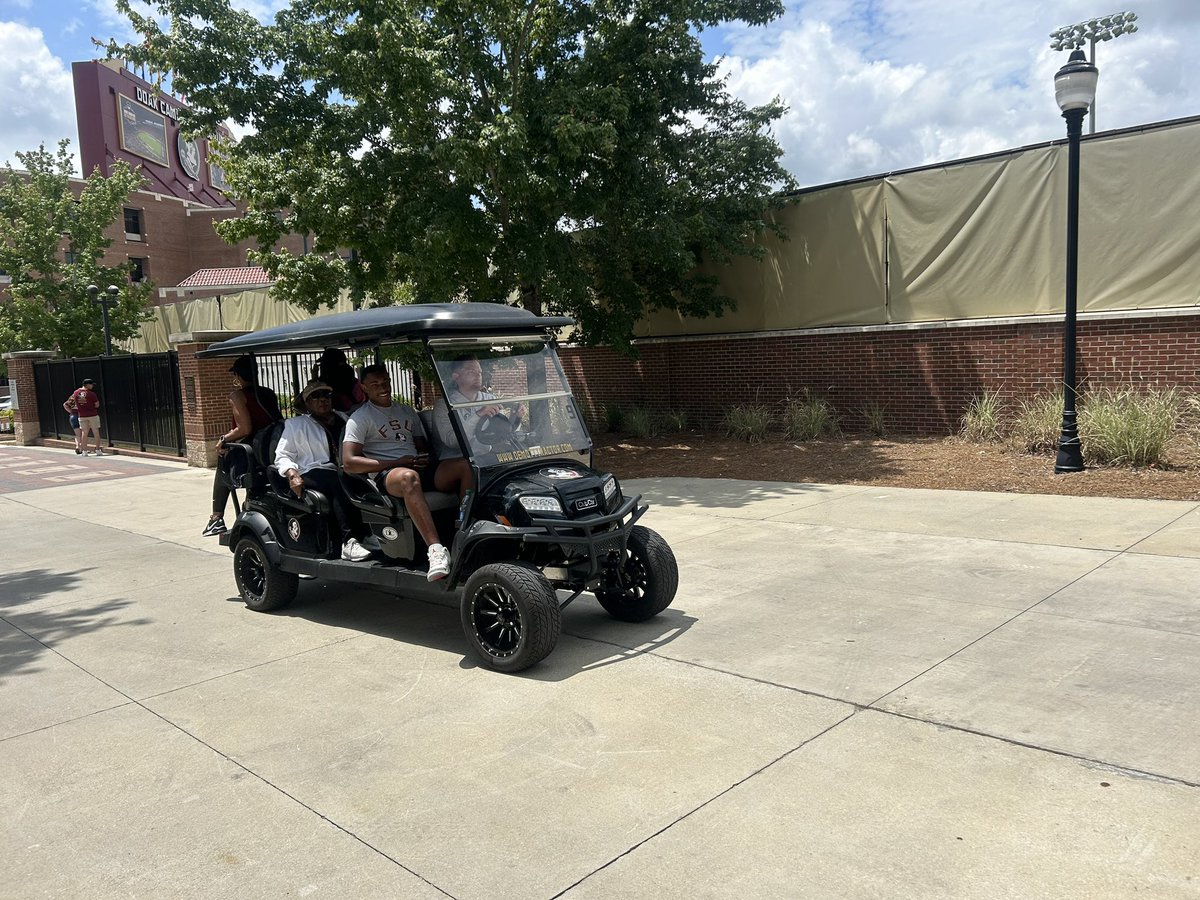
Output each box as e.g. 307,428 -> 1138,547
88,283 -> 119,357
1050,11 -> 1136,134
1052,50 -> 1098,474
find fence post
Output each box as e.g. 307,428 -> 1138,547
129,355 -> 146,451
2,351 -> 58,446
170,330 -> 248,467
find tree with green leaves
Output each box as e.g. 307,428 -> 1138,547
0,141 -> 153,358
113,0 -> 793,350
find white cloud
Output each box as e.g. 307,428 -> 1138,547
0,22 -> 77,171
715,1 -> 1200,187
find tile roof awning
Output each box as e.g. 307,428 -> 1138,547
175,266 -> 273,290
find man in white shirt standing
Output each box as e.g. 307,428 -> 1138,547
274,380 -> 375,561
342,364 -> 451,581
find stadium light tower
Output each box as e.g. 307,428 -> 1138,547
1050,11 -> 1138,134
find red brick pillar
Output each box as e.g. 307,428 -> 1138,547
3,350 -> 57,446
171,331 -> 247,467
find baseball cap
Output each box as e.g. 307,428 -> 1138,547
82,378 -> 95,385
301,380 -> 333,402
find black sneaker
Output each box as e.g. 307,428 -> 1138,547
202,517 -> 227,537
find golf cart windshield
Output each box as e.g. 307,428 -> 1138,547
430,339 -> 590,468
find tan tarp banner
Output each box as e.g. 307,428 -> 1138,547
124,290 -> 357,353
1076,125 -> 1200,312
639,117 -> 1200,338
884,147 -> 1061,322
638,180 -> 886,336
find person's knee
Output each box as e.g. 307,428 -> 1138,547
386,468 -> 419,495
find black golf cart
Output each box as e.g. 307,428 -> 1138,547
197,303 -> 678,672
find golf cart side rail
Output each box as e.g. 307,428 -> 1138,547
196,302 -> 575,357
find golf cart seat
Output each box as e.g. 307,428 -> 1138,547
258,421 -> 332,516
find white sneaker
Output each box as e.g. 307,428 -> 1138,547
341,538 -> 372,562
360,534 -> 382,551
427,543 -> 450,582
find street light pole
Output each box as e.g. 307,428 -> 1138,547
88,283 -> 118,356
1053,50 -> 1099,474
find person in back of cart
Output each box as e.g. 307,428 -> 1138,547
314,347 -> 366,413
203,355 -> 282,537
68,378 -> 103,456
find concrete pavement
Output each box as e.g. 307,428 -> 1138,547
1,445 -> 1198,897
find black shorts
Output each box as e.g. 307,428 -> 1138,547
373,463 -> 437,494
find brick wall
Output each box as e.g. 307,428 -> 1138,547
175,342 -> 237,466
2,351 -> 56,445
559,313 -> 1200,435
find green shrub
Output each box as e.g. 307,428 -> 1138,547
959,390 -> 1006,442
1009,391 -> 1062,453
723,403 -> 773,443
623,406 -> 657,439
782,393 -> 840,441
860,400 -> 888,437
659,408 -> 690,432
601,403 -> 626,433
1081,387 -> 1182,467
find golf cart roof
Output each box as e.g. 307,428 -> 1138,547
196,302 -> 575,358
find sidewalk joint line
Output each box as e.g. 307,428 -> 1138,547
546,709 -> 861,899
865,551 -> 1121,708
874,709 -> 1200,789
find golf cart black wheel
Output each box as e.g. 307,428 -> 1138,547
461,563 -> 561,673
595,525 -> 678,622
233,536 -> 298,612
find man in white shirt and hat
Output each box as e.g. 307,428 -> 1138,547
275,379 -> 377,561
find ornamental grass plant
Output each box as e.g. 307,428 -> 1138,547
782,393 -> 840,441
958,390 -> 1006,442
723,402 -> 773,443
859,400 -> 889,437
623,406 -> 657,439
1009,391 -> 1062,454
1080,387 -> 1182,467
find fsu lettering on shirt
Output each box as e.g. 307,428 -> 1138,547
344,401 -> 427,460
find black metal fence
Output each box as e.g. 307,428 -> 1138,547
33,351 -> 414,457
254,352 -> 416,416
35,353 -> 185,455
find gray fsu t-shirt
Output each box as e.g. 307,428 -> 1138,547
343,401 -> 426,461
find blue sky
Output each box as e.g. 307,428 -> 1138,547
2,0 -> 1198,187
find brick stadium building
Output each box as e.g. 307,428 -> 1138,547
70,60 -> 303,303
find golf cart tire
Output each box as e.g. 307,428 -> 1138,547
234,536 -> 299,612
461,563 -> 561,673
595,525 -> 678,622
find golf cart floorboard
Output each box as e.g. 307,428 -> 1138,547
281,555 -> 450,595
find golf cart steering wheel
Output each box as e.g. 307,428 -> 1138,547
474,411 -> 514,445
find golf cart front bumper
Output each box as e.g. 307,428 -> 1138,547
523,494 -> 647,581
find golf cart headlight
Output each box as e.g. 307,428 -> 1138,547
602,476 -> 618,501
519,495 -> 564,515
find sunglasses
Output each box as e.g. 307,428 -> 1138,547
307,391 -> 333,400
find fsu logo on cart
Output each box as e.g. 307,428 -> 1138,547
287,517 -> 301,541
